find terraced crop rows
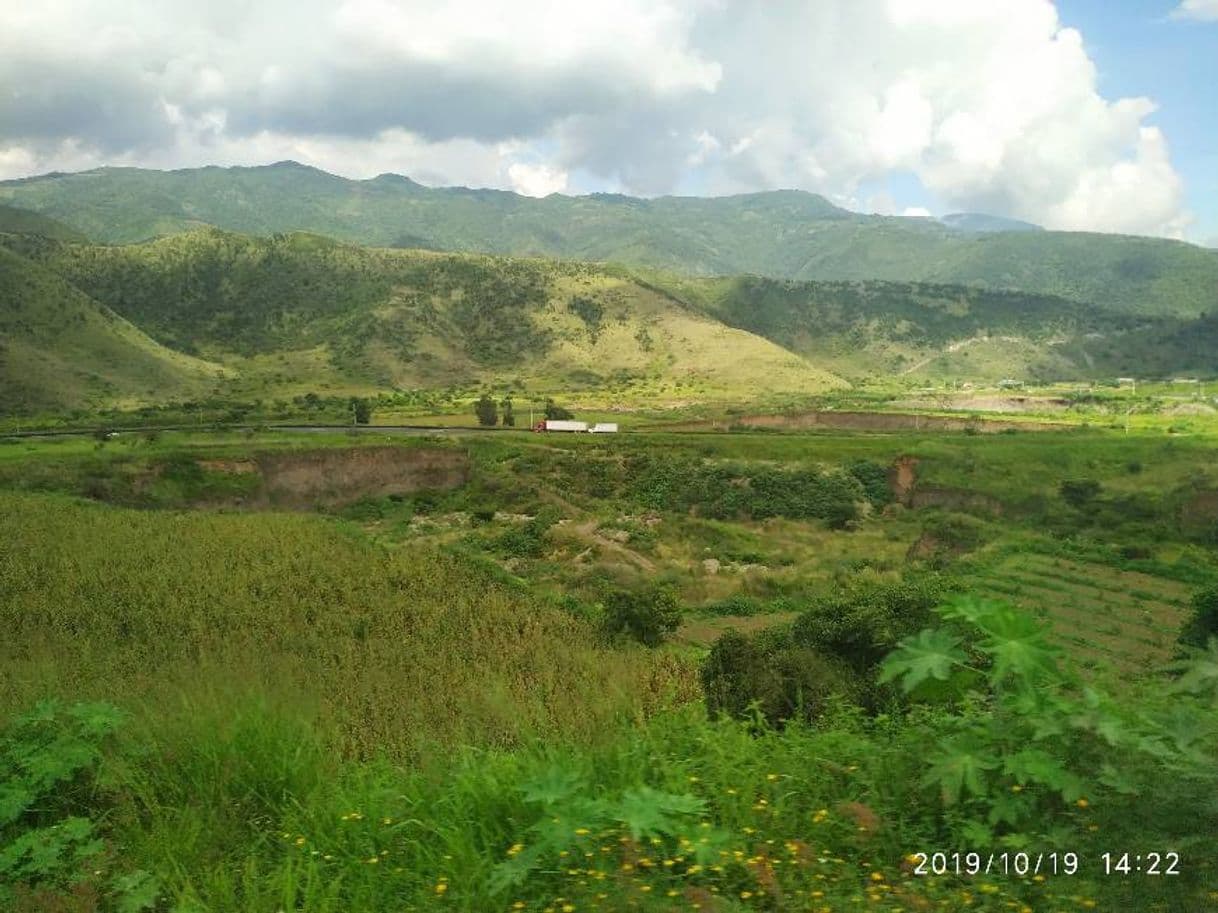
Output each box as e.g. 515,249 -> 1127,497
971,553 -> 1191,672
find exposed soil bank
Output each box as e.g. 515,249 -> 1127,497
201,446 -> 470,508
737,411 -> 1067,433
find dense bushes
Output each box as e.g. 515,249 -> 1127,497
701,628 -> 855,724
1178,584 -> 1218,651
792,576 -> 944,672
628,454 -> 865,526
701,576 -> 945,725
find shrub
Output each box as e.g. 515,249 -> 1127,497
1178,585 -> 1218,651
700,629 -> 855,726
601,585 -> 681,646
474,394 -> 498,426
848,459 -> 893,507
792,576 -> 943,673
1059,478 -> 1103,508
492,509 -> 560,559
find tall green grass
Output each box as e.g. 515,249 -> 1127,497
0,492 -> 695,759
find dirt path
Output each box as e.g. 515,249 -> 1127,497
568,519 -> 657,571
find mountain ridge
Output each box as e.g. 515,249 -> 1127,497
3,162 -> 1213,319
2,224 -> 1215,414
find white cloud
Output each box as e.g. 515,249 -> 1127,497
902,206 -> 932,217
507,162 -> 568,197
1171,0 -> 1218,21
0,0 -> 1195,238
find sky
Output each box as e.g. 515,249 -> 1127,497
1,0 -> 1215,243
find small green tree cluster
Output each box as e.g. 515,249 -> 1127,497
543,399 -> 573,421
1178,584 -> 1218,651
701,576 -> 943,725
475,394 -> 498,426
601,584 -> 681,647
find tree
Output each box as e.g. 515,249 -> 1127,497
544,399 -> 573,421
1059,478 -> 1102,509
602,585 -> 681,647
1178,585 -> 1218,651
350,397 -> 372,425
475,394 -> 498,427
501,396 -> 515,427
701,629 -> 854,726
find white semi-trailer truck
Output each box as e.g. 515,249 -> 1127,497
532,420 -> 619,433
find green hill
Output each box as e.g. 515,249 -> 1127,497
2,163 -> 1214,317
0,229 -> 846,406
0,203 -> 88,242
653,274 -> 1218,383
0,242 -> 225,413
3,225 -> 1214,414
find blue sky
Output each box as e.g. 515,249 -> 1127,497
1058,0 -> 1218,243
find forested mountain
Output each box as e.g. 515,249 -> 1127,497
2,163 -> 1215,318
2,222 -> 1215,414
0,245 -> 224,412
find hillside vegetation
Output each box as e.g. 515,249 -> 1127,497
0,230 -> 846,407
0,244 -> 225,413
0,204 -> 88,242
3,225 -> 1217,414
2,162 -> 1216,317
656,273 -> 1218,383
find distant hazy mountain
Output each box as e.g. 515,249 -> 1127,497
1,162 -> 1215,318
939,213 -> 1043,233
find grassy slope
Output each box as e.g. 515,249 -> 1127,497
0,243 -> 225,412
0,229 -> 846,405
648,273 -> 1218,383
4,225 -> 1216,414
1,433 -> 1215,910
2,163 -> 1215,317
0,203 -> 88,242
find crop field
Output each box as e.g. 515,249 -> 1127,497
2,424 -> 1217,911
971,552 -> 1193,671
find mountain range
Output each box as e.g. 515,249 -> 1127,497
2,162 -> 1215,318
0,163 -> 1215,415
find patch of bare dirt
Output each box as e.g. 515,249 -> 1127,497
257,447 -> 470,507
726,411 -> 1063,433
198,459 -> 258,474
893,395 -> 1070,413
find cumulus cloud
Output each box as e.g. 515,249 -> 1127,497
0,0 -> 1194,237
507,162 -> 568,197
1171,0 -> 1218,21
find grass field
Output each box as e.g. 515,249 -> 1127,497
971,552 -> 1193,671
2,425 -> 1217,911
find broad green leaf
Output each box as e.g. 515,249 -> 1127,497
921,736 -> 1000,806
986,790 -> 1031,828
112,871 -> 161,913
960,818 -> 994,845
976,610 -> 1060,684
519,765 -> 584,807
1169,639 -> 1218,703
610,787 -> 704,840
878,628 -> 966,693
936,595 -> 1009,627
